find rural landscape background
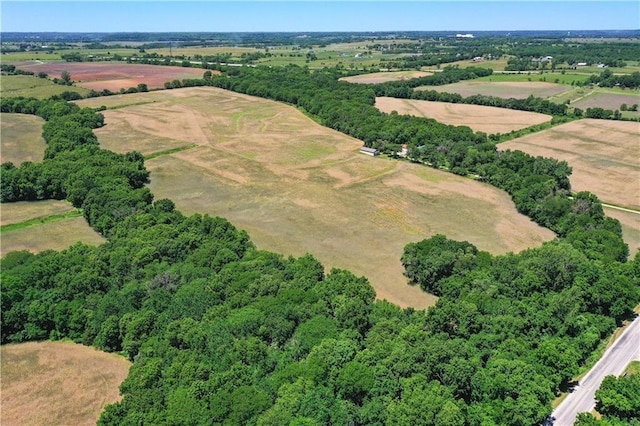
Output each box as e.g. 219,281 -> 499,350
1,1 -> 639,425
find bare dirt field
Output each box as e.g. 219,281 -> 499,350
416,81 -> 570,99
339,70 -> 433,84
0,113 -> 46,164
499,119 -> 640,211
0,341 -> 130,426
1,201 -> 105,256
13,61 -> 206,91
375,97 -> 552,133
79,87 -> 555,309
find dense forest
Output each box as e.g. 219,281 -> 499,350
1,65 -> 638,425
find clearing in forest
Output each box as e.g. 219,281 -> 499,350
0,113 -> 47,164
0,341 -> 131,426
78,87 -> 555,309
339,70 -> 433,84
416,80 -> 570,99
0,200 -> 105,256
375,97 -> 552,134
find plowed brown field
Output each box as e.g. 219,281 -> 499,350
14,61 -> 206,91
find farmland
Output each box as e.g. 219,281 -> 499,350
499,119 -> 640,255
0,113 -> 46,164
415,80 -> 570,99
375,96 -> 552,133
78,87 -> 555,309
0,200 -> 105,255
604,207 -> 640,257
339,70 -> 433,84
499,119 -> 640,210
0,74 -> 90,99
12,61 -> 206,91
0,341 -> 130,426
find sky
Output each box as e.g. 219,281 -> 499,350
1,1 -> 638,33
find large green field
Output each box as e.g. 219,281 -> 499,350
0,74 -> 89,99
78,87 -> 555,309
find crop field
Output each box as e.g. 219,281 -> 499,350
0,341 -> 130,426
499,119 -> 640,211
0,113 -> 46,164
0,74 -> 90,99
416,80 -> 570,99
79,87 -> 555,309
0,200 -> 105,256
570,91 -> 640,113
339,70 -> 433,84
13,61 -> 206,91
375,97 -> 552,133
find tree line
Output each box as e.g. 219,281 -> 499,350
1,82 -> 638,424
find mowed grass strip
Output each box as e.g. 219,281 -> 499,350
0,341 -> 131,426
0,113 -> 47,164
88,86 -> 555,309
0,200 -> 105,256
0,200 -> 77,226
1,210 -> 82,232
375,97 -> 552,134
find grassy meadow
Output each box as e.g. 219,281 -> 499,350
78,87 -> 555,309
0,200 -> 105,257
0,74 -> 90,99
0,113 -> 47,164
0,341 -> 131,426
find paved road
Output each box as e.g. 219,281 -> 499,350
549,315 -> 640,425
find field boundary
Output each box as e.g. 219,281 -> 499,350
1,210 -> 83,233
144,144 -> 198,160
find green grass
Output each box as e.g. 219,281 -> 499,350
144,144 -> 198,160
625,361 -> 640,376
0,74 -> 89,99
0,210 -> 83,233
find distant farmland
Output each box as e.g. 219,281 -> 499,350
375,97 -> 552,133
0,113 -> 46,164
79,87 -> 555,309
13,61 -> 206,92
416,80 -> 570,99
1,341 -> 130,426
340,70 -> 433,84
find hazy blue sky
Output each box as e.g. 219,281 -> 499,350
2,1 -> 638,33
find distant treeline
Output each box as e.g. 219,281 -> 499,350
1,95 -> 638,426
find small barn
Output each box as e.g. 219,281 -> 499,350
359,147 -> 380,156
